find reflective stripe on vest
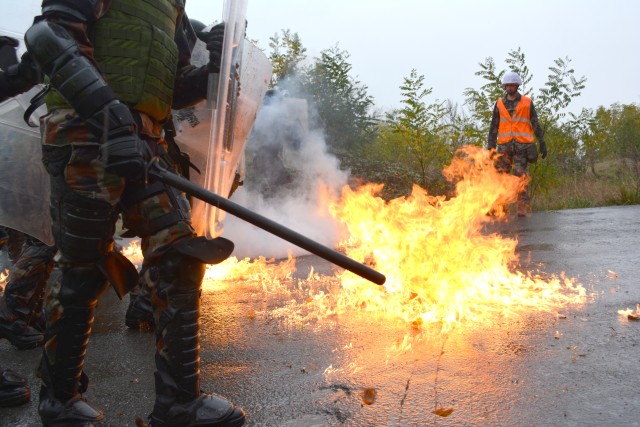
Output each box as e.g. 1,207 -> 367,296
45,0 -> 179,122
496,96 -> 535,144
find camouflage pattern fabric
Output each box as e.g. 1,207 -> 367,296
40,115 -> 196,376
0,238 -> 55,325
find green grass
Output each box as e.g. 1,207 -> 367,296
533,165 -> 640,210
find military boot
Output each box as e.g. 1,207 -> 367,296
148,251 -> 244,427
0,366 -> 30,407
125,292 -> 155,330
125,270 -> 155,331
37,266 -> 108,427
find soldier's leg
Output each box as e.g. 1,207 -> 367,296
0,238 -> 56,349
121,179 -> 244,427
37,144 -> 135,426
6,228 -> 26,264
125,267 -> 155,330
512,146 -> 531,217
495,142 -> 515,174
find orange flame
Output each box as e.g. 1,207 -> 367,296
0,268 -> 9,293
313,146 -> 587,332
121,146 -> 588,338
618,304 -> 640,321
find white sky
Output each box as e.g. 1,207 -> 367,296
3,0 -> 638,115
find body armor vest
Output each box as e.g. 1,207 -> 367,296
45,0 -> 179,122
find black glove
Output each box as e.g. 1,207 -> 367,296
0,36 -> 19,50
196,22 -> 225,73
0,52 -> 42,102
539,140 -> 547,159
92,102 -> 152,180
99,133 -> 151,180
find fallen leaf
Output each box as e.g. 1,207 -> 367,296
433,406 -> 454,417
361,388 -> 377,405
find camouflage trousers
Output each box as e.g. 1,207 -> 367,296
40,141 -> 197,394
0,238 -> 56,326
496,141 -> 538,214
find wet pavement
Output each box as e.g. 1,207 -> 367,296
2,205 -> 640,426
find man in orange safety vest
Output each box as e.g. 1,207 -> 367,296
487,71 -> 547,217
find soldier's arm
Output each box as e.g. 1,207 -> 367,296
487,103 -> 500,150
0,37 -> 41,103
529,102 -> 545,142
172,12 -> 210,109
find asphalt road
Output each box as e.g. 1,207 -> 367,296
1,205 -> 640,426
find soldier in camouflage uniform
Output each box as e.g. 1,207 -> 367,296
487,71 -> 547,217
0,36 -> 39,407
0,35 -> 55,351
0,236 -> 55,350
20,1 -> 245,426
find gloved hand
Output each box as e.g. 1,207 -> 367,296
539,140 -> 547,159
196,22 -> 225,73
0,36 -> 19,50
16,52 -> 42,84
99,133 -> 152,180
92,102 -> 152,180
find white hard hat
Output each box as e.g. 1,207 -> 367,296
502,71 -> 522,86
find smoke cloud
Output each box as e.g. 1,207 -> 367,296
221,88 -> 350,260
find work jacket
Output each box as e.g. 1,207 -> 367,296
496,96 -> 535,144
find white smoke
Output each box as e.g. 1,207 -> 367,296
221,92 -> 350,260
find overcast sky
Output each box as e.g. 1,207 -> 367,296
3,0 -> 638,115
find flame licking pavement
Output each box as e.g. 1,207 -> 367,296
123,146 -> 588,338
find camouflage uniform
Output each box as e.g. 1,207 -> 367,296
0,39 -> 37,408
487,93 -> 546,216
22,1 -> 245,425
0,236 -> 55,349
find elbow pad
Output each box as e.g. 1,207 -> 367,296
24,21 -> 135,138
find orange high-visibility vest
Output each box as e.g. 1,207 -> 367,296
496,96 -> 535,144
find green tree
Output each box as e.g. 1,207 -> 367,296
300,45 -> 377,153
611,104 -> 640,200
358,69 -> 456,197
267,29 -> 307,88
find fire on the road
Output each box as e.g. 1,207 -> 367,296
124,146 -> 589,334
316,146 -> 588,332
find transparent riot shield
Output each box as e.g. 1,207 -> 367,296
173,0 -> 271,237
0,85 -> 53,245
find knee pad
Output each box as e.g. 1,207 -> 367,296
50,180 -> 118,263
148,236 -> 234,300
